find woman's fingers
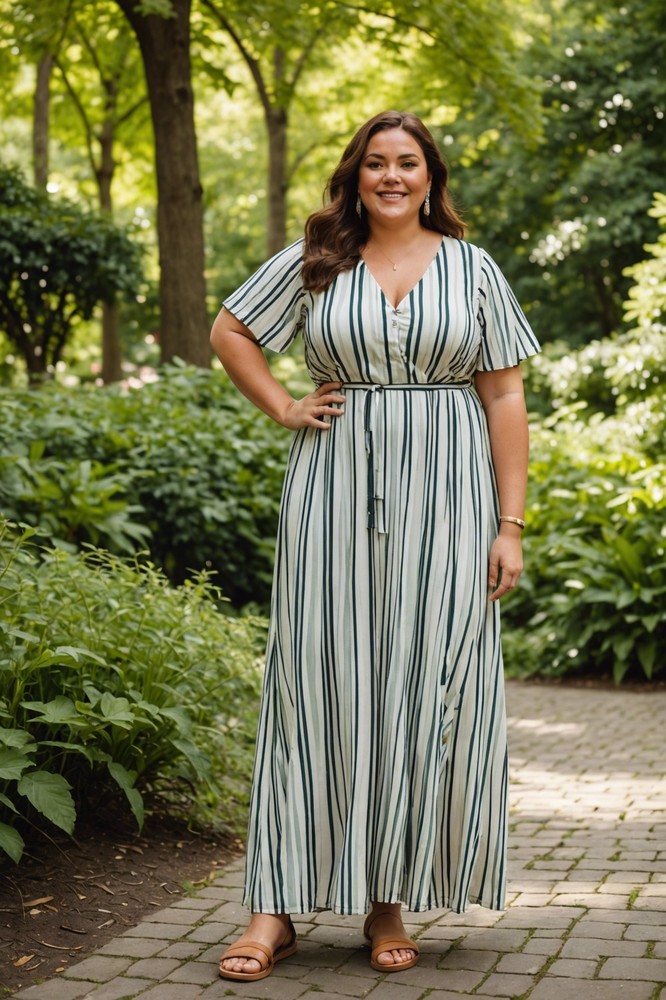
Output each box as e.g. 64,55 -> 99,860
488,537 -> 523,602
489,573 -> 519,602
283,382 -> 346,429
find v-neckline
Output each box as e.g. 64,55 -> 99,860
360,236 -> 445,310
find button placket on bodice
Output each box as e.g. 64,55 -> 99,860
388,304 -> 410,373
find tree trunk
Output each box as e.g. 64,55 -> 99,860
97,109 -> 123,383
266,105 -> 288,256
115,0 -> 209,367
100,303 -> 122,383
33,53 -> 54,189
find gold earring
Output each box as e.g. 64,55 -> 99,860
424,190 -> 431,217
356,193 -> 362,217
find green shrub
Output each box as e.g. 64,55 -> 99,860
0,364 -> 293,607
525,327 -> 666,424
0,518 -> 266,863
502,405 -> 666,683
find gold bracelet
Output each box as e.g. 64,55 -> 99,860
499,515 -> 526,529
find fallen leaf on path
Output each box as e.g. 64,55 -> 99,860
23,896 -> 54,908
90,883 -> 115,895
38,941 -> 83,951
13,954 -> 34,967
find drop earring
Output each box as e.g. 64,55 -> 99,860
424,190 -> 431,217
356,193 -> 362,218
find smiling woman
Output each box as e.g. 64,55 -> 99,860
301,110 -> 464,294
209,109 -> 540,984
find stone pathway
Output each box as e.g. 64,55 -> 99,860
10,681 -> 666,1000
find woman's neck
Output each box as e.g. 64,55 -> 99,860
366,220 -> 425,250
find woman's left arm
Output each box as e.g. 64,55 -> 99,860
474,365 -> 529,603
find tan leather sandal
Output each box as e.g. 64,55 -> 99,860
363,907 -> 420,972
218,916 -> 297,981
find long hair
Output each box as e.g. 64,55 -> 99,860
302,110 -> 465,292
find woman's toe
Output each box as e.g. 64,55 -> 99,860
222,956 -> 261,973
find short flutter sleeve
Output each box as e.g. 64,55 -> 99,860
475,249 -> 540,371
223,239 -> 306,354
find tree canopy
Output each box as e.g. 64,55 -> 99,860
0,0 -> 663,376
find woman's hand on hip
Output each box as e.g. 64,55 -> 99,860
488,534 -> 523,602
282,381 -> 346,430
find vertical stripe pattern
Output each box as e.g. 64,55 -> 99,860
224,236 -> 540,915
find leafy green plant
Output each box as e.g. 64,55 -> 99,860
0,364 -> 293,606
502,407 -> 666,683
0,518 -> 266,863
0,165 -> 143,382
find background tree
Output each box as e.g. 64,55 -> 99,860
54,1 -> 148,381
114,0 -> 209,367
448,0 -> 666,345
0,166 -> 143,381
0,0 -> 75,188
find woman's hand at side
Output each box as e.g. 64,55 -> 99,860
282,382 -> 346,430
488,524 -> 524,602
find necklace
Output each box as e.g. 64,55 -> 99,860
366,241 -> 407,271
365,239 -> 419,271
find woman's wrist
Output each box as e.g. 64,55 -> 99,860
498,515 -> 525,529
498,520 -> 523,538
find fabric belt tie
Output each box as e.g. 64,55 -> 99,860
341,381 -> 472,533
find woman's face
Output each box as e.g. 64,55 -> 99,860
357,127 -> 431,229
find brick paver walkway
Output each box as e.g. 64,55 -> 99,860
10,681 -> 666,1000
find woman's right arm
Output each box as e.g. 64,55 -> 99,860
210,306 -> 345,431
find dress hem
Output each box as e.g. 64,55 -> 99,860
241,893 -> 507,916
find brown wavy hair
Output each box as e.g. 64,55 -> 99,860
302,110 -> 465,292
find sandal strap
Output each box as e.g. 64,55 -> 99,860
219,940 -> 272,966
371,936 -> 419,959
364,907 -> 399,937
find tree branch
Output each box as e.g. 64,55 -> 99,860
288,19 -> 329,97
115,94 -> 149,127
54,59 -> 97,175
331,0 -> 435,41
200,0 -> 272,116
74,14 -> 106,81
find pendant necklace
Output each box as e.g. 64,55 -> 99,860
370,242 -> 401,271
366,239 -> 420,271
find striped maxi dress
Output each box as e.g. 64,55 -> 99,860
223,235 -> 540,916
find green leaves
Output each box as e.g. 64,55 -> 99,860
0,165 -> 143,381
0,747 -> 35,780
0,822 -> 24,863
17,770 -> 75,834
0,515 -> 265,862
503,335 -> 666,686
0,365 -> 291,605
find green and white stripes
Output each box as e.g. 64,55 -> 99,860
224,236 -> 539,916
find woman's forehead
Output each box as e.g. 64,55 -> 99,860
363,128 -> 423,157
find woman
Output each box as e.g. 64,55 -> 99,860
211,110 -> 540,983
